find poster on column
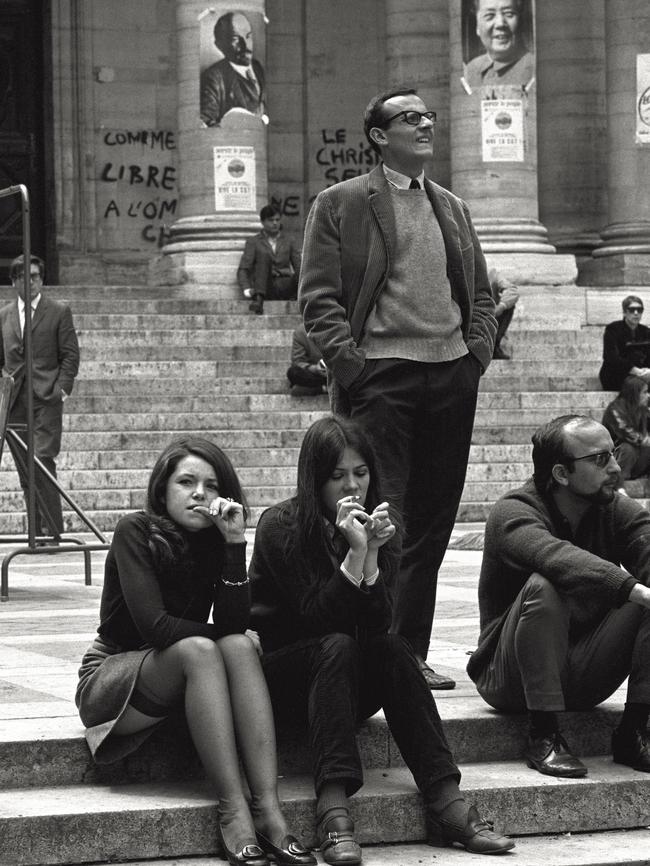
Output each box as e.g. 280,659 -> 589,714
198,6 -> 268,128
213,146 -> 256,210
636,54 -> 650,145
461,0 -> 535,93
481,99 -> 524,161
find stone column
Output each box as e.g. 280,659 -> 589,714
448,0 -> 575,285
155,0 -> 268,290
385,0 -> 451,188
579,0 -> 650,285
536,0 -> 607,256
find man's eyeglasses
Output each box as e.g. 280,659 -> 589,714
566,446 -> 622,469
384,110 -> 437,127
626,306 -> 644,313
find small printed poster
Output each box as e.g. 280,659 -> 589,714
481,99 -> 524,162
636,54 -> 650,145
213,146 -> 256,210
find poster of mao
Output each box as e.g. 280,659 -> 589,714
199,6 -> 267,128
461,0 -> 535,93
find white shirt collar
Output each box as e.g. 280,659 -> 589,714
18,293 -> 41,312
382,163 -> 426,189
229,61 -> 256,80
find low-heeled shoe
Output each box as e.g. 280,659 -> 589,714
416,658 -> 456,690
316,809 -> 362,865
256,832 -> 317,866
217,822 -> 269,866
525,732 -> 588,778
612,727 -> 650,772
426,804 -> 515,855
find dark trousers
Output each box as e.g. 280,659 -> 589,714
262,632 -> 459,797
348,355 -> 481,658
473,574 -> 650,712
286,364 -> 327,388
9,385 -> 64,536
251,247 -> 297,300
494,306 -> 514,349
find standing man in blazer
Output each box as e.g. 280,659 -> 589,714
0,254 -> 80,541
299,87 -> 496,690
238,205 -> 301,314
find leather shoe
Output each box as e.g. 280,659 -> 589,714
256,832 -> 316,866
525,732 -> 588,778
492,344 -> 511,360
612,726 -> 650,772
316,808 -> 362,865
426,804 -> 515,854
416,658 -> 456,690
217,822 -> 269,866
249,294 -> 264,315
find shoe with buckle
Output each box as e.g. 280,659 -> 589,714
316,808 -> 362,865
612,726 -> 650,772
256,832 -> 316,866
426,804 -> 515,855
416,657 -> 456,690
217,822 -> 269,866
525,732 -> 588,778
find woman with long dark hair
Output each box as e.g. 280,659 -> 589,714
76,436 -> 314,866
249,416 -> 513,863
602,374 -> 650,491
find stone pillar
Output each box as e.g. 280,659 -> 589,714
536,0 -> 607,256
448,0 -> 575,285
579,0 -> 650,285
155,0 -> 268,290
385,0 -> 451,188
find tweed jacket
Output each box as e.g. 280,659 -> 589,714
0,295 -> 79,407
298,164 -> 496,414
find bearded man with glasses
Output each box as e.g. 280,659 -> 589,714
599,295 -> 650,391
468,414 -> 650,778
299,87 -> 496,694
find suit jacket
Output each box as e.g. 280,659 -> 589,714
599,319 -> 650,391
298,164 -> 496,413
200,58 -> 266,127
0,295 -> 80,408
237,231 -> 301,292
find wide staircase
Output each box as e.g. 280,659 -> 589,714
2,281 -> 650,865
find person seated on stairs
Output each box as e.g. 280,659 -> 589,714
599,295 -> 650,392
602,374 -> 650,495
489,268 -> 519,360
76,436 -> 314,866
287,322 -> 327,396
467,414 -> 650,779
238,205 -> 301,315
249,416 -> 515,863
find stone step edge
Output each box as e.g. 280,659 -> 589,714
0,700 -> 624,789
2,760 -> 650,866
60,830 -> 650,866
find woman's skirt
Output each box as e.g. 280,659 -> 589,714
75,636 -> 162,764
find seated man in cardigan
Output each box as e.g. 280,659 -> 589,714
467,414 -> 650,778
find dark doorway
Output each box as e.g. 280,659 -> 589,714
0,0 -> 48,285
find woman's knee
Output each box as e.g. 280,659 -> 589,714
173,635 -> 222,671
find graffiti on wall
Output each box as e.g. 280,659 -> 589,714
98,129 -> 178,248
316,128 -> 378,185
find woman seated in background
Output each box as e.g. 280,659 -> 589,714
249,416 -> 514,864
76,436 -> 314,866
602,375 -> 650,493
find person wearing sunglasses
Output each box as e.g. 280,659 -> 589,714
299,87 -> 496,693
599,295 -> 650,392
467,414 -> 650,778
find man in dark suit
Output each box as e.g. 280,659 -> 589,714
599,295 -> 650,391
299,87 -> 496,691
237,205 -> 301,314
0,254 -> 80,540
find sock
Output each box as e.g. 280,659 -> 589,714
316,781 -> 348,822
619,702 -> 650,735
426,775 -> 469,827
528,709 -> 559,740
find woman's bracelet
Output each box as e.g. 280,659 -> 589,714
221,576 -> 250,587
